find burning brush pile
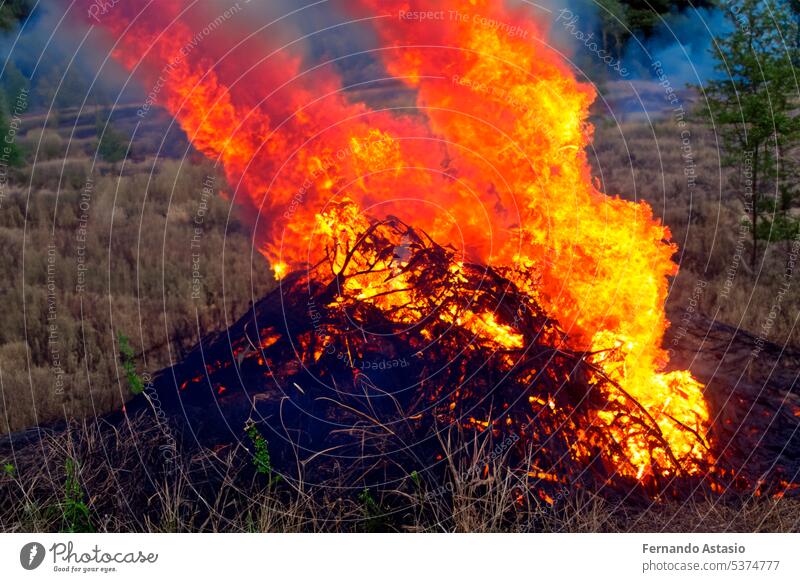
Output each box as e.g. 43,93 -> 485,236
151,202 -> 712,500
74,0 -> 773,501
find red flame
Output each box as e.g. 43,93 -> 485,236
84,0 -> 710,480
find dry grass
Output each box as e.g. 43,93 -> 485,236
1,415 -> 796,533
0,109 -> 274,435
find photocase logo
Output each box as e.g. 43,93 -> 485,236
19,542 -> 46,570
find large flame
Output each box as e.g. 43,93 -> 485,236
85,0 -> 710,481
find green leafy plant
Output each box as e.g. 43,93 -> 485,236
245,423 -> 280,486
62,458 -> 93,533
358,488 -> 387,532
118,333 -> 144,394
2,462 -> 15,477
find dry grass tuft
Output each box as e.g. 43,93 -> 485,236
1,415 -> 796,533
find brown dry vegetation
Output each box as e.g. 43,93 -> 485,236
1,415 -> 797,532
0,107 -> 273,434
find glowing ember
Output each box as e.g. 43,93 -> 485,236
88,0 -> 711,483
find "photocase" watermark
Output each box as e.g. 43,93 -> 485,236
556,10 -> 629,77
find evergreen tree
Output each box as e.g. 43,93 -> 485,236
95,116 -> 129,163
0,0 -> 32,32
596,0 -> 629,56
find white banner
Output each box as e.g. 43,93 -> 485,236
1,533 -> 798,581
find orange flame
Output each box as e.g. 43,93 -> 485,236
88,0 -> 710,481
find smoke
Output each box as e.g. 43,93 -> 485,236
201,0 -> 392,96
4,0 -> 731,115
543,1 -> 731,89
620,7 -> 731,87
0,1 -> 137,109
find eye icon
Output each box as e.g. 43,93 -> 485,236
20,542 -> 46,570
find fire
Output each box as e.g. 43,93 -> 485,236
86,0 -> 710,483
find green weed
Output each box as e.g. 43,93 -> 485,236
62,457 -> 93,533
245,423 -> 281,486
118,333 -> 144,394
